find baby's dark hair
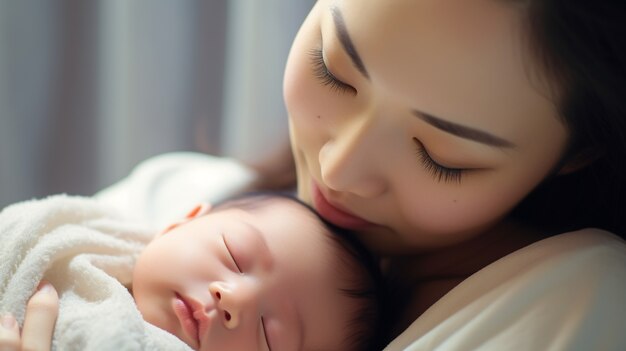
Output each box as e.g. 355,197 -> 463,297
212,192 -> 391,351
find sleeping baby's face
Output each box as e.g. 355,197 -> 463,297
132,198 -> 358,350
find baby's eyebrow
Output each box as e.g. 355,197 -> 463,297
296,306 -> 305,350
331,6 -> 369,79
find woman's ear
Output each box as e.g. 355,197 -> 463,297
159,203 -> 212,235
557,147 -> 603,175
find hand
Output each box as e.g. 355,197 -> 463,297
0,281 -> 59,351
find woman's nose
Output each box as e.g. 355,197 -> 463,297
208,280 -> 259,330
319,117 -> 387,198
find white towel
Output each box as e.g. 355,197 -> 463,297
95,152 -> 259,230
0,194 -> 191,351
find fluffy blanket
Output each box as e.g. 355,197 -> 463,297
0,194 -> 191,350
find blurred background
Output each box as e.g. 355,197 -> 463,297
0,0 -> 313,208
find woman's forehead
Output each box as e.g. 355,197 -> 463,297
328,0 -> 561,144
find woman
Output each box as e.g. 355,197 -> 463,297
281,1 -> 626,348
4,0 -> 626,349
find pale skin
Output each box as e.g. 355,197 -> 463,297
3,0 -> 581,346
133,200 -> 359,350
0,282 -> 59,351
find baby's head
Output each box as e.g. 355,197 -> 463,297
133,193 -> 385,350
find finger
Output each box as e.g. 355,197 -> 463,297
21,282 -> 59,351
0,313 -> 20,351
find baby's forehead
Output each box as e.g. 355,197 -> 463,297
256,199 -> 361,270
214,194 -> 305,212
212,195 -> 351,260
257,196 -> 319,216
215,195 -> 322,223
212,194 -> 329,232
254,198 -> 336,236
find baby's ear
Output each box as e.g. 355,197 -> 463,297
184,202 -> 212,219
159,203 -> 212,235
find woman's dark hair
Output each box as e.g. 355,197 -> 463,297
509,0 -> 626,238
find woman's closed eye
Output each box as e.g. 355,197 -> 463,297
309,47 -> 357,95
413,137 -> 466,184
222,234 -> 242,273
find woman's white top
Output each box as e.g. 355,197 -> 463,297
97,152 -> 626,351
385,229 -> 626,351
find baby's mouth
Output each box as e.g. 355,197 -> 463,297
173,293 -> 200,347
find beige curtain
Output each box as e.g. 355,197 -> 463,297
0,0 -> 313,208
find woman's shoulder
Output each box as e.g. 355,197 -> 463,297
505,227 -> 626,271
527,227 -> 626,253
384,228 -> 626,350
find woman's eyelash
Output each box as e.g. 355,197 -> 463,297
309,48 -> 356,95
222,234 -> 242,273
413,138 -> 465,183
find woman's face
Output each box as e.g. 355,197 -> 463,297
284,0 -> 569,253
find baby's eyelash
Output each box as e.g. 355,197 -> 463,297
309,48 -> 356,95
413,137 -> 465,183
261,316 -> 272,351
222,234 -> 242,273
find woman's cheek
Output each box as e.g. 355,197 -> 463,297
283,56 -> 320,125
284,51 -> 336,163
393,176 -> 510,246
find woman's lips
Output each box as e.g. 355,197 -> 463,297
173,293 -> 199,347
311,182 -> 374,229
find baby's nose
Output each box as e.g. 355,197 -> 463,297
208,280 -> 260,330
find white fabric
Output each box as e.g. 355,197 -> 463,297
95,152 -> 259,231
384,229 -> 626,351
0,195 -> 190,351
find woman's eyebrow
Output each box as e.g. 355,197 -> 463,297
413,110 -> 516,148
330,6 -> 369,79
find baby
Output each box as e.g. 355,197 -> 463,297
133,193 -> 386,350
0,193 -> 386,350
